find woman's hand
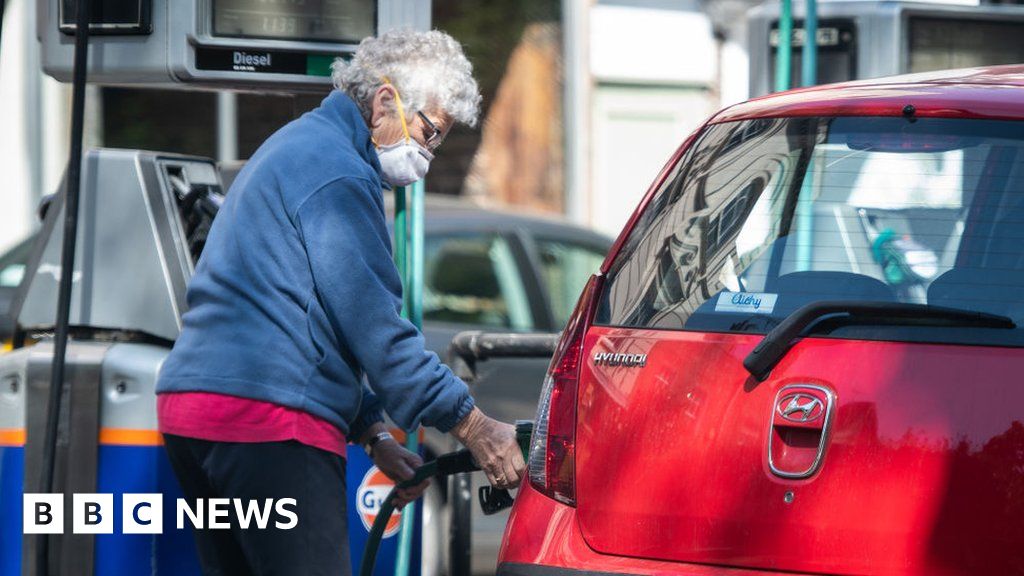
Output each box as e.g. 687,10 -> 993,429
450,407 -> 526,490
366,430 -> 430,509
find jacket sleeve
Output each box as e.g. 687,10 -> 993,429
347,379 -> 384,442
295,176 -> 475,433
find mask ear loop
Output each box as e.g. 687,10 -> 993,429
381,77 -> 413,144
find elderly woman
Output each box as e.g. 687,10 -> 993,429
155,30 -> 525,575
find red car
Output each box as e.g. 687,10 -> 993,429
499,65 -> 1024,576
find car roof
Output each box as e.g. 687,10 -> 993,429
383,194 -> 613,248
713,64 -> 1024,124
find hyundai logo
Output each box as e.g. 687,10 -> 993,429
592,352 -> 647,368
768,384 -> 835,479
776,393 -> 825,423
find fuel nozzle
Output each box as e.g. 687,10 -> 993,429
479,420 -> 534,515
362,420 -> 535,576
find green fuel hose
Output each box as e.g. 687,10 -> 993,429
359,422 -> 533,576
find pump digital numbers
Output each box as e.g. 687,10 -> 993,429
213,0 -> 376,44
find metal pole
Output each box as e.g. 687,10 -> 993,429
801,0 -> 818,87
795,169 -> 815,272
394,185 -> 408,313
391,182 -> 409,576
216,91 -> 239,162
391,184 -> 408,576
394,178 -> 424,576
409,180 -> 424,329
775,0 -> 793,92
794,0 -> 818,271
562,0 -> 588,225
38,0 -> 90,573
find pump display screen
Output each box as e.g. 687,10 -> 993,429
59,0 -> 151,34
213,0 -> 376,44
908,17 -> 1024,73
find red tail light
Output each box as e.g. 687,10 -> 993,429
528,274 -> 602,506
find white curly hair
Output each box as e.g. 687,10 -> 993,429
332,29 -> 482,128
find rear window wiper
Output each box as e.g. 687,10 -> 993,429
743,301 -> 1016,381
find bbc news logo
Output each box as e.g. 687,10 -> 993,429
23,494 -> 298,534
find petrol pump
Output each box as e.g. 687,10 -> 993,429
748,0 -> 1024,98
0,2 -> 433,575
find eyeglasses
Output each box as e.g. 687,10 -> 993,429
417,111 -> 444,151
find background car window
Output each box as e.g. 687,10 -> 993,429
0,237 -> 33,289
598,117 -> 1024,346
424,234 -> 533,330
534,239 -> 606,327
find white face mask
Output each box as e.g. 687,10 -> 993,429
373,80 -> 435,187
376,138 -> 433,187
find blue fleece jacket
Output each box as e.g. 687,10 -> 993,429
156,91 -> 475,439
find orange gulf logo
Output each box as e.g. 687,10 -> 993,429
356,466 -> 401,537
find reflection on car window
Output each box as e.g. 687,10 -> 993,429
0,264 -> 25,288
598,117 -> 1024,346
424,234 -> 533,330
535,239 -> 605,327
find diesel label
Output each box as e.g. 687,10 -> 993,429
233,51 -> 272,70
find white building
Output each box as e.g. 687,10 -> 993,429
570,0 -> 751,235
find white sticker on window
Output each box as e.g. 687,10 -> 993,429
715,292 -> 778,314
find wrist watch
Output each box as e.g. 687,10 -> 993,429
364,431 -> 394,457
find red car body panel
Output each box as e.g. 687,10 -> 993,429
501,482 -> 784,576
574,327 -> 1024,575
502,66 -> 1024,576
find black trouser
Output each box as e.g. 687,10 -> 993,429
163,435 -> 350,576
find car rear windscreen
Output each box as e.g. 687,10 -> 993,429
597,116 -> 1024,346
